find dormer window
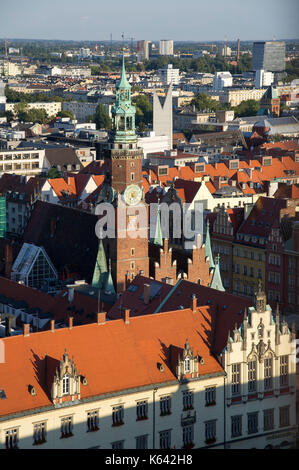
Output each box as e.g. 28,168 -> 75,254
62,374 -> 70,395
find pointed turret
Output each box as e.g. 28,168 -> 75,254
204,219 -> 215,269
92,235 -> 108,289
104,259 -> 116,295
117,53 -> 131,90
154,198 -> 163,246
275,303 -> 280,345
209,254 -> 225,291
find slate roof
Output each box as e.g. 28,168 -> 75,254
22,200 -> 99,282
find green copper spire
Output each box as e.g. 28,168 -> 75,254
204,219 -> 215,269
92,236 -> 108,289
154,199 -> 163,246
210,254 -> 225,291
104,259 -> 116,295
118,53 -> 131,89
111,54 -> 137,144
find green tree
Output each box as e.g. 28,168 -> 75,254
233,100 -> 260,117
57,110 -> 74,120
133,94 -> 153,128
94,104 -> 112,130
191,93 -> 220,112
48,166 -> 62,178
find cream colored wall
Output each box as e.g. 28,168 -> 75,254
222,305 -> 296,449
0,376 -> 225,449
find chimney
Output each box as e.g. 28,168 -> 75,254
5,244 -> 13,279
123,309 -> 130,325
69,316 -> 73,330
97,312 -> 106,325
5,317 -> 12,337
68,287 -> 74,304
23,323 -> 30,336
144,284 -> 151,305
50,319 -> 55,332
191,294 -> 197,313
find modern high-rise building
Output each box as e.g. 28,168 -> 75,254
252,41 -> 286,72
158,64 -> 180,85
255,69 -> 274,89
159,40 -> 174,56
137,40 -> 149,62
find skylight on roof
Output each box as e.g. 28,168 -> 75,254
0,389 -> 7,400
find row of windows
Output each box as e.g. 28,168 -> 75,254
234,264 -> 262,278
231,406 -> 290,438
234,249 -> 265,261
4,405 -> 291,450
231,356 -> 289,396
4,421 -> 219,449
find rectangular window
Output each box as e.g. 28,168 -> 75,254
231,364 -> 241,396
182,424 -> 194,447
61,416 -> 73,438
250,267 -> 254,277
248,360 -> 256,393
160,396 -> 171,416
264,358 -> 273,391
112,440 -> 124,450
243,265 -> 247,276
231,415 -> 242,438
183,390 -> 194,410
159,430 -> 171,449
264,409 -> 274,431
205,387 -> 216,406
136,435 -> 148,449
280,356 -> 289,387
87,410 -> 99,432
248,412 -> 258,434
5,428 -> 18,449
112,405 -> 124,426
136,401 -> 148,421
131,172 -> 135,181
205,420 -> 216,443
279,406 -> 290,428
33,422 -> 46,445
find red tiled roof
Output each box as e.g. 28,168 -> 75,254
0,306 -> 223,418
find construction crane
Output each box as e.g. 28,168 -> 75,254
121,33 -> 135,56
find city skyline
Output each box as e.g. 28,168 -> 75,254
1,0 -> 298,42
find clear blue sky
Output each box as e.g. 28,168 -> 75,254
2,0 -> 298,42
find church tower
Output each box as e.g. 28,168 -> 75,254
104,55 -> 149,293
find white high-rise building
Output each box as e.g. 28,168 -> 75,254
255,69 -> 274,89
159,40 -> 174,56
0,80 -> 6,112
158,64 -> 180,85
213,71 -> 233,91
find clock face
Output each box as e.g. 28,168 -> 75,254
123,184 -> 142,206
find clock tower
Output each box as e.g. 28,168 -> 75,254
103,55 -> 149,293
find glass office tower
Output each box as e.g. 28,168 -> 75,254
252,41 -> 286,72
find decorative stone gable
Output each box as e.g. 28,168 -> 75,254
176,339 -> 200,379
51,349 -> 81,404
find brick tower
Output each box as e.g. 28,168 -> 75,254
104,55 -> 149,293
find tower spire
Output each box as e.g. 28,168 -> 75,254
210,253 -> 225,291
154,198 -> 163,246
204,219 -> 215,269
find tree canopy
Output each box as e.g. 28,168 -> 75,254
94,104 -> 112,130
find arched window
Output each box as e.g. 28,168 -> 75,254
185,356 -> 190,373
258,324 -> 264,338
62,374 -> 70,395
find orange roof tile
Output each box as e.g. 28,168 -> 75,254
0,308 -> 223,418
